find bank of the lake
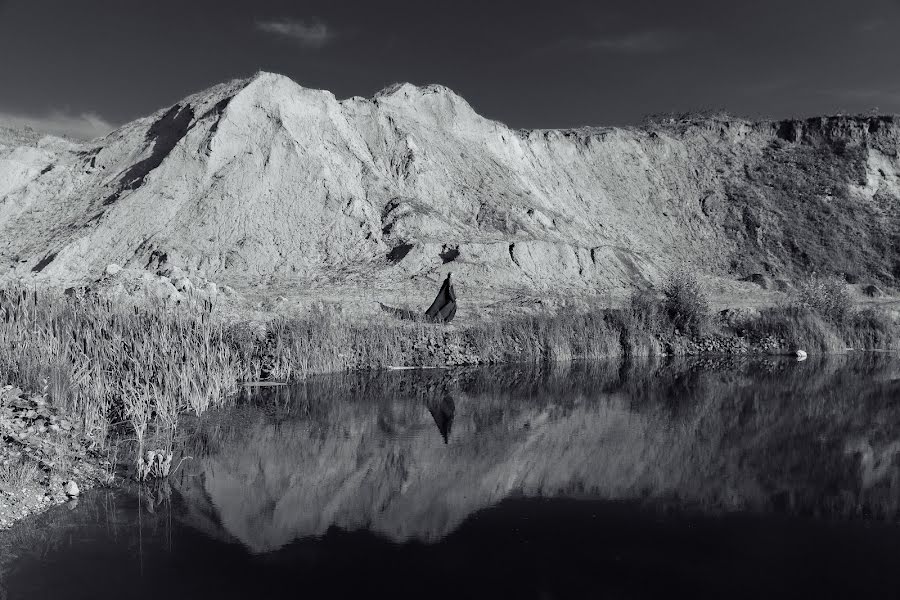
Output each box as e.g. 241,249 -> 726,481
0,282 -> 897,531
0,385 -> 114,530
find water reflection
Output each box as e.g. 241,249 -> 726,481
5,354 -> 900,599
426,394 -> 455,444
167,354 -> 900,553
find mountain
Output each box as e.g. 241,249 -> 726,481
1,72 -> 898,310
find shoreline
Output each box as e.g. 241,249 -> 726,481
0,291 -> 897,532
0,385 -> 114,531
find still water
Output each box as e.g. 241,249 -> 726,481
2,355 -> 900,599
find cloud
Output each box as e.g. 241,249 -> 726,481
256,18 -> 333,48
546,30 -> 680,56
579,31 -> 679,54
0,110 -> 115,140
855,19 -> 884,33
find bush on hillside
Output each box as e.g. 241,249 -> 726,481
661,268 -> 710,336
794,274 -> 851,324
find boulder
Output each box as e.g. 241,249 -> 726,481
63,480 -> 79,497
104,263 -> 122,276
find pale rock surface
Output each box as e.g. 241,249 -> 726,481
63,480 -> 79,497
1,72 -> 898,313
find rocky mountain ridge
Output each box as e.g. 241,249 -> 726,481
1,72 -> 897,311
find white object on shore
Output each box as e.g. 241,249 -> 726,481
795,349 -> 808,361
63,480 -> 79,497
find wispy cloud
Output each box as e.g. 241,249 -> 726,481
255,18 -> 333,48
855,19 -> 886,33
563,30 -> 680,54
0,110 -> 114,140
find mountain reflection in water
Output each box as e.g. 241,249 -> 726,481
3,354 -> 900,599
173,354 -> 900,553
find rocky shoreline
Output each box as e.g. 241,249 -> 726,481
0,385 -> 114,531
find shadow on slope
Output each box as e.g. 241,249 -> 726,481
102,104 -> 195,206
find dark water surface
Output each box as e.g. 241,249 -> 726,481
3,354 -> 900,599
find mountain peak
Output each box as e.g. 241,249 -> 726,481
375,82 -> 464,102
372,82 -> 479,124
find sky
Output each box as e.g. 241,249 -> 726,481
2,0 -> 900,138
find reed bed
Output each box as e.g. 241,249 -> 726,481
0,282 -> 896,477
0,286 -> 240,461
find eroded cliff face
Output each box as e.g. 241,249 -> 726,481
0,72 -> 897,301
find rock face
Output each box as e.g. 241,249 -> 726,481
1,72 -> 898,300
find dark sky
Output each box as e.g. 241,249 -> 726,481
2,0 -> 900,137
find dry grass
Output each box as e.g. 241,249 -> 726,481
0,456 -> 39,492
794,274 -> 853,324
0,285 -> 240,467
0,280 -> 896,477
737,306 -> 847,353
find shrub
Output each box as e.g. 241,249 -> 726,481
661,268 -> 710,336
794,274 -> 851,324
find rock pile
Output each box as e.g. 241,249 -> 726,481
0,385 -> 111,530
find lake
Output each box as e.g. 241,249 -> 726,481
2,354 -> 900,599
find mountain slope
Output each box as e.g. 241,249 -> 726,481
1,72 -> 898,307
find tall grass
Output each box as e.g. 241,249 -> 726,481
736,306 -> 847,353
257,308 -> 625,375
0,286 -> 239,464
0,278 -> 896,478
464,311 -> 623,363
0,456 -> 39,493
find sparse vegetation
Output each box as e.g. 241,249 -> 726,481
0,456 -> 39,493
620,268 -> 711,340
794,274 -> 852,324
661,268 -> 711,335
